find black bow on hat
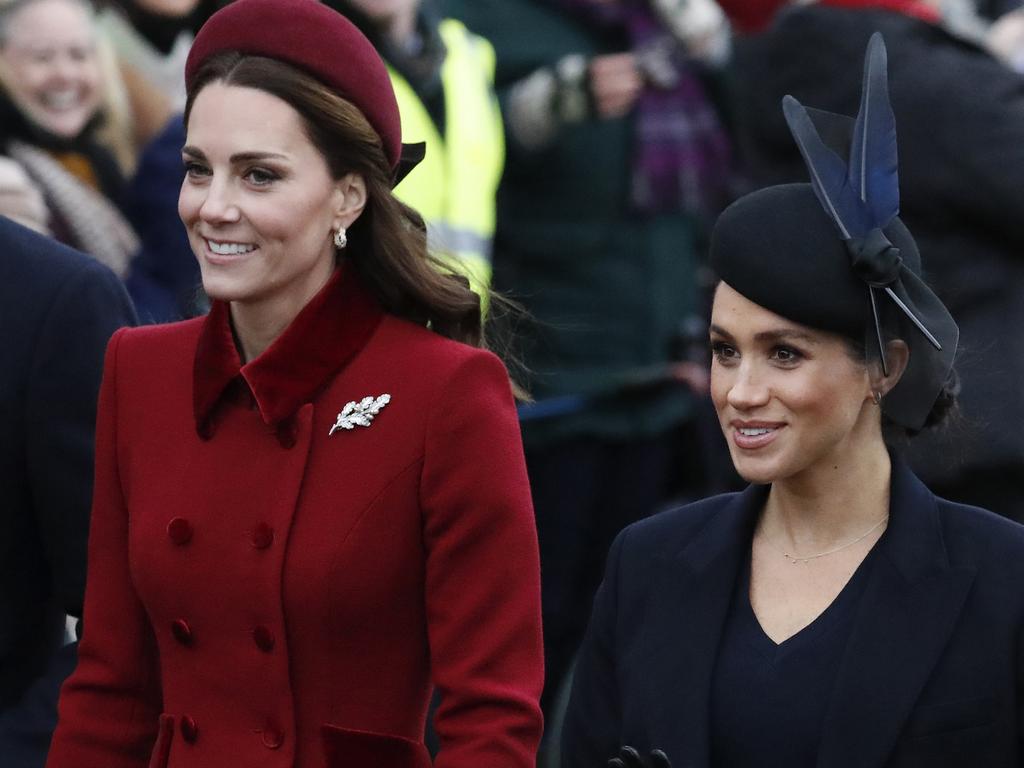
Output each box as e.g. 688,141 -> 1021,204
781,33 -> 958,430
394,141 -> 426,188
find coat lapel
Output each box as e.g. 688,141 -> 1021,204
645,485 -> 765,768
816,459 -> 976,768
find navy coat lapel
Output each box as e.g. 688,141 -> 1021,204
816,460 -> 976,768
646,484 -> 766,768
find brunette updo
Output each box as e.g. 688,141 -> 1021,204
843,338 -> 961,439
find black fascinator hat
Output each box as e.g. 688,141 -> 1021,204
710,34 -> 958,431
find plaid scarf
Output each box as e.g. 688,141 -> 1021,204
555,0 -> 733,219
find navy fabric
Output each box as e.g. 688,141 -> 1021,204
562,458 -> 1024,767
125,115 -> 205,324
709,548 -> 877,766
0,217 -> 136,764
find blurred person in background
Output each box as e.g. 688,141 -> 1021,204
444,0 -> 735,730
322,0 -> 503,297
97,0 -> 220,322
729,0 -> 1024,521
121,113 -> 200,322
0,217 -> 135,768
0,0 -> 140,279
96,0 -> 219,146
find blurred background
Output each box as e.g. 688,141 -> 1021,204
2,0 -> 1024,764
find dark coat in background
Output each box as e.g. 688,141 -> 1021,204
563,460 -> 1024,767
729,6 -> 1024,515
0,216 -> 136,766
124,115 -> 204,325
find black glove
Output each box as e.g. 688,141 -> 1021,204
608,745 -> 672,768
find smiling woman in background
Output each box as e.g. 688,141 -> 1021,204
0,0 -> 139,275
562,35 -> 1024,768
44,0 -> 543,766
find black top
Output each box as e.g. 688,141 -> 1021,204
711,545 -> 880,767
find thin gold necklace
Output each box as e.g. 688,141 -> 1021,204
780,515 -> 889,565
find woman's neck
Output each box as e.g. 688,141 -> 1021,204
762,431 -> 892,552
228,265 -> 335,363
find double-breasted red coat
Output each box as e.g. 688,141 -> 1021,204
46,265 -> 544,768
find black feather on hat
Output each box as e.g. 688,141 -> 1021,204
710,33 -> 958,431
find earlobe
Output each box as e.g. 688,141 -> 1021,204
869,340 -> 910,402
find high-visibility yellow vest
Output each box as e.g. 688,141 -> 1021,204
390,19 -> 504,296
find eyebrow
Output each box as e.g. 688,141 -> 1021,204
181,146 -> 289,164
709,324 -> 819,345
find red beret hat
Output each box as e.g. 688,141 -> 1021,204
185,0 -> 402,169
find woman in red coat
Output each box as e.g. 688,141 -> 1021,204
44,0 -> 544,765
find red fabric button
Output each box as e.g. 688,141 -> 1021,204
171,619 -> 193,646
166,517 -> 193,546
252,625 -> 275,653
251,523 -> 274,550
261,723 -> 284,749
180,715 -> 199,743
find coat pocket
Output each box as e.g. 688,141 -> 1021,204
320,723 -> 432,768
147,714 -> 175,768
901,695 -> 998,738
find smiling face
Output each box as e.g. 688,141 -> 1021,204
709,281 -> 878,485
0,0 -> 101,139
179,82 -> 360,317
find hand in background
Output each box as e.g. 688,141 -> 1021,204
589,52 -> 644,119
0,157 -> 49,235
988,9 -> 1024,73
651,0 -> 731,65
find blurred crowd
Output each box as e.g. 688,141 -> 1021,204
3,0 -> 1024,763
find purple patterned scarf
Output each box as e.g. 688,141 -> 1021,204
554,0 -> 733,219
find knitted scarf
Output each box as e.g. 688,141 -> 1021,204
554,0 -> 734,219
9,140 -> 139,277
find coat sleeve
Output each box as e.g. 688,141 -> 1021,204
420,349 -> 544,767
560,526 -> 627,768
46,329 -> 164,768
27,259 -> 136,620
898,45 -> 1024,252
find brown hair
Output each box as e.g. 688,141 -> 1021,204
184,52 -> 518,367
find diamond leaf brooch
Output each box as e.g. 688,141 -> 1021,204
329,394 -> 391,436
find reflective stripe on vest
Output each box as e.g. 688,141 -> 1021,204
390,19 -> 504,294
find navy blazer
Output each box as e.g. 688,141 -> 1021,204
562,459 -> 1024,767
0,217 -> 135,717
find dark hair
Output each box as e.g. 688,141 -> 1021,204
843,337 -> 961,440
184,53 -> 522,384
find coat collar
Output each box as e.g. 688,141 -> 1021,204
642,457 -> 974,767
815,457 -> 976,768
193,263 -> 384,438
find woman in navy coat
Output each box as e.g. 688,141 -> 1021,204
563,36 -> 1024,768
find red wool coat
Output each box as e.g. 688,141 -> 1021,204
46,266 -> 544,768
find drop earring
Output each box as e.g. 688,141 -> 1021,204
333,226 -> 347,249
